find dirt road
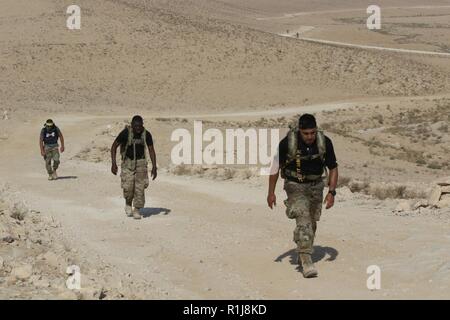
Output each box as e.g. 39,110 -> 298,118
1,112 -> 448,299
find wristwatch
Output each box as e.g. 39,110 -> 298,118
328,189 -> 336,196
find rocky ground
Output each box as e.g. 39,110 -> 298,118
0,183 -> 157,299
1,0 -> 449,299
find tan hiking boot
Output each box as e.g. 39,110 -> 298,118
48,174 -> 54,181
132,208 -> 142,220
299,253 -> 318,278
125,205 -> 133,217
52,171 -> 58,180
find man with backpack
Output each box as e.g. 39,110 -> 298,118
39,119 -> 65,181
267,114 -> 338,278
110,115 -> 157,219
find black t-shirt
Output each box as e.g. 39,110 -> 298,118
278,133 -> 337,179
40,126 -> 61,145
115,128 -> 153,160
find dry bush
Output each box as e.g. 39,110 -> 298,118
437,123 -> 448,133
427,162 -> 443,170
9,202 -> 28,221
171,164 -> 190,175
337,176 -> 351,188
169,164 -> 258,181
369,184 -> 406,200
348,180 -> 370,193
347,179 -> 426,200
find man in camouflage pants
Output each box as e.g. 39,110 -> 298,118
267,114 -> 338,278
111,115 -> 157,219
39,119 -> 65,181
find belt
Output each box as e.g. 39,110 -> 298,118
286,177 -> 323,185
125,156 -> 146,161
283,169 -> 323,183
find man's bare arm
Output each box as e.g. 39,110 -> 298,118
39,135 -> 45,157
110,140 -> 120,175
324,167 -> 338,209
328,167 -> 338,191
59,130 -> 65,152
267,171 -> 279,209
148,145 -> 157,180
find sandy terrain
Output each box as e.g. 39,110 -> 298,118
1,0 -> 449,299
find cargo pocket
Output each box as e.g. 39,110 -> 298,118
120,169 -> 134,190
136,164 -> 149,189
284,199 -> 297,219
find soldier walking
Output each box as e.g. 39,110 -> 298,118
39,119 -> 65,181
111,115 -> 157,219
267,114 -> 338,278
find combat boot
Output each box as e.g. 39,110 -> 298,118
132,208 -> 142,220
52,171 -> 58,180
48,174 -> 54,181
125,205 -> 133,217
299,253 -> 318,278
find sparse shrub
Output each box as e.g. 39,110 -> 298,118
10,202 -> 28,221
437,123 -> 448,133
415,158 -> 426,166
222,167 -> 236,180
427,162 -> 442,170
171,164 -> 189,175
348,180 -> 370,193
191,166 -> 205,176
373,114 -> 384,124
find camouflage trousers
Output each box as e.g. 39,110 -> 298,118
283,179 -> 325,255
44,146 -> 60,174
120,158 -> 149,209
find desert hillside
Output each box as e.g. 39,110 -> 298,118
0,0 -> 449,300
1,0 -> 450,115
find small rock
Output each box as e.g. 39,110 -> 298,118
435,176 -> 450,186
6,275 -> 17,286
30,275 -> 50,288
441,186 -> 450,194
43,251 -> 60,268
437,194 -> 450,209
337,186 -> 353,201
36,279 -> 51,288
413,199 -> 428,210
428,186 -> 442,207
0,256 -> 4,269
395,200 -> 411,212
2,235 -> 15,244
11,264 -> 33,280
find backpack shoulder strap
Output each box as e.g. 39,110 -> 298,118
120,125 -> 132,160
316,130 -> 326,163
143,128 -> 149,162
286,124 -> 298,163
126,125 -> 133,148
